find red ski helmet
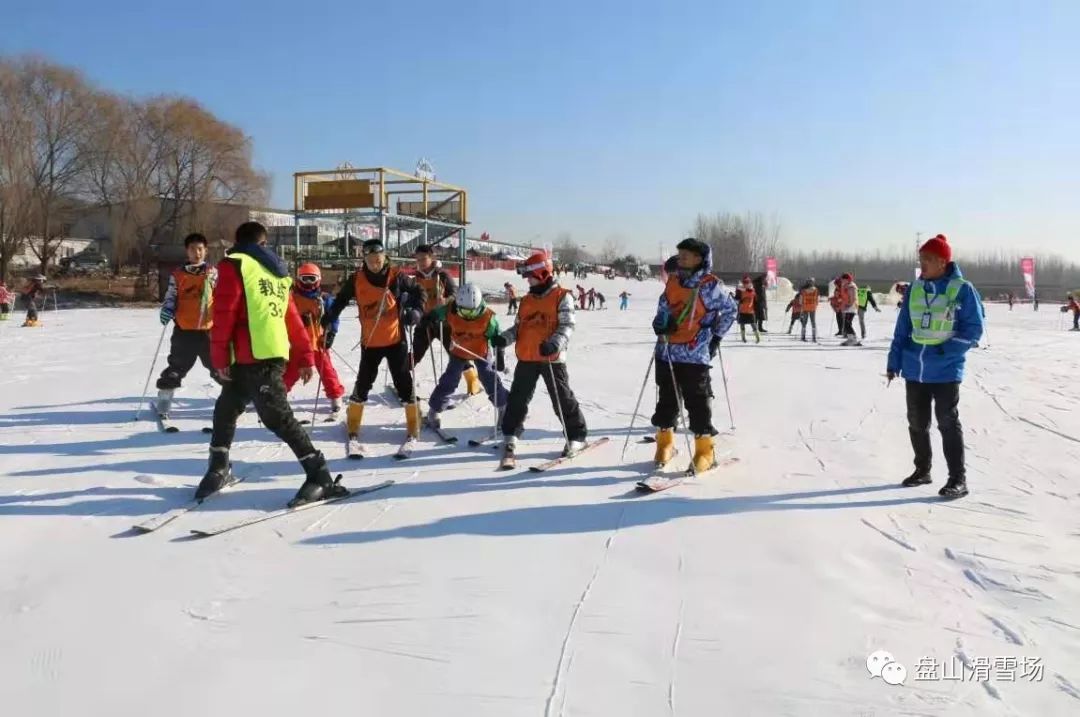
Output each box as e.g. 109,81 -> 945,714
297,262 -> 321,288
516,251 -> 553,283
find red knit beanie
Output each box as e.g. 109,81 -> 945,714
919,234 -> 952,262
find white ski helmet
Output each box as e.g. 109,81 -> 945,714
455,283 -> 484,315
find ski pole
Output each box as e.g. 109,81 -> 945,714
545,359 -> 573,451
662,337 -> 695,460
620,349 -> 656,463
351,286 -> 391,351
406,327 -> 421,432
330,346 -> 358,376
716,344 -> 736,430
134,323 -> 169,420
309,367 -> 323,426
448,340 -> 504,440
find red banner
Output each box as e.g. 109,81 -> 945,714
1021,257 -> 1035,298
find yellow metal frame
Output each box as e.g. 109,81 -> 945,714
293,166 -> 468,223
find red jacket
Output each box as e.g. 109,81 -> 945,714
210,256 -> 314,371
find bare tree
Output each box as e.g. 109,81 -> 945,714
598,234 -> 624,265
0,60 -> 34,282
554,232 -> 592,265
11,57 -> 96,274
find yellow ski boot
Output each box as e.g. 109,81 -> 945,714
463,366 -> 483,396
690,434 -> 716,475
345,402 -> 364,437
404,402 -> 421,439
653,428 -> 675,466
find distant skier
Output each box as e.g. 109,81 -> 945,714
1063,294 -> 1080,331
323,238 -> 425,447
839,273 -> 859,345
284,263 -> 345,417
155,233 -> 218,417
856,284 -> 881,339
21,275 -> 46,327
199,221 -> 340,507
504,282 -> 518,315
650,238 -> 737,474
1033,290 -> 1040,311
752,274 -> 768,333
587,287 -> 597,310
798,279 -> 819,342
619,291 -> 630,310
784,293 -> 802,334
596,291 -> 606,310
1007,291 -> 1015,310
576,284 -> 587,310
424,283 -> 508,429
735,276 -> 760,343
0,280 -> 13,321
887,233 -> 984,500
830,278 -> 844,336
491,251 -> 588,466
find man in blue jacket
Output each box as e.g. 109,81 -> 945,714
887,234 -> 984,499
651,239 -> 738,474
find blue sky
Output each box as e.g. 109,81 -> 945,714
5,1 -> 1078,261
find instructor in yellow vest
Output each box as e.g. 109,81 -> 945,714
886,234 -> 984,500
198,221 -> 346,507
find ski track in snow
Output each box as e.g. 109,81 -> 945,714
544,506 -> 626,717
860,517 -> 917,552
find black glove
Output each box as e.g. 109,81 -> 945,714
320,313 -> 334,329
490,334 -> 509,348
495,346 -> 506,373
709,336 -> 721,359
539,339 -> 559,357
652,314 -> 675,336
323,330 -> 336,349
402,308 -> 421,327
886,369 -> 897,385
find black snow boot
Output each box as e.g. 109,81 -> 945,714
288,451 -> 347,507
901,470 -> 932,487
195,447 -> 232,500
938,477 -> 968,500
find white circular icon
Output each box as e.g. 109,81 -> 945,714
866,650 -> 895,678
881,661 -> 907,686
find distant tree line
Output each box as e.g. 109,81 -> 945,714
0,55 -> 267,281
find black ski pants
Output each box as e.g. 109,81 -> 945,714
906,380 -> 965,480
210,359 -> 315,460
23,294 -> 38,322
351,341 -> 415,403
652,361 -> 716,436
157,327 -> 215,390
501,361 -> 587,441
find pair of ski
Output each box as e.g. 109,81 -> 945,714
148,401 -> 215,435
347,433 -> 417,461
499,436 -> 611,472
635,453 -> 738,492
131,474 -> 396,537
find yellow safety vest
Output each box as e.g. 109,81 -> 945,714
232,253 -> 292,360
909,279 -> 967,345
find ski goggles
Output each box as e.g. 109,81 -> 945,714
363,242 -> 385,256
297,274 -> 320,287
516,259 -> 548,276
457,304 -> 485,320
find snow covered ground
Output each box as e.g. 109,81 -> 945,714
1,272 -> 1078,716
